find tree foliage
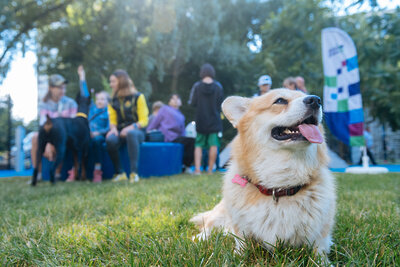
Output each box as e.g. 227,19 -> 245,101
0,0 -> 74,80
258,0 -> 400,131
1,0 -> 399,150
258,0 -> 335,95
36,0 -> 273,145
339,9 -> 400,130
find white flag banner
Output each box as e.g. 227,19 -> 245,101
321,27 -> 364,146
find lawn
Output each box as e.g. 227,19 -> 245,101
1,172 -> 399,266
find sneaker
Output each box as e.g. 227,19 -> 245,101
129,173 -> 140,183
93,169 -> 102,183
184,167 -> 194,174
66,168 -> 75,182
112,172 -> 128,182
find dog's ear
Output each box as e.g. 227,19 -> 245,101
222,96 -> 251,128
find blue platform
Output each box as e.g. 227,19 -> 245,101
39,142 -> 183,180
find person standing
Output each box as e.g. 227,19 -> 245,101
295,76 -> 308,93
189,63 -> 223,175
254,75 -> 272,97
359,127 -> 377,165
106,69 -> 149,182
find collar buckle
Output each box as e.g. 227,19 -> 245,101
272,189 -> 278,202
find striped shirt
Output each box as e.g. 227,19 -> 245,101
39,96 -> 78,125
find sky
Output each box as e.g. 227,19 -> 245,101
0,51 -> 38,124
0,0 -> 398,125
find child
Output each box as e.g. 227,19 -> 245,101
89,91 -> 110,182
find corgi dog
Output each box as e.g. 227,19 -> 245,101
191,89 -> 336,258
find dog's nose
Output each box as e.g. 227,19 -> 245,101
303,95 -> 321,110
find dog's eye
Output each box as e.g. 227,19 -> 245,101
274,98 -> 288,105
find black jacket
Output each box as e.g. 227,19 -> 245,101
189,81 -> 224,134
110,93 -> 140,131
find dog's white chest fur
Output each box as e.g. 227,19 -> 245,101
223,166 -> 335,253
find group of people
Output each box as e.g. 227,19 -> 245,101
31,62 -> 316,183
254,74 -> 308,96
31,63 -> 225,182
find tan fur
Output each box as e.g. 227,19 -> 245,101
191,89 -> 336,258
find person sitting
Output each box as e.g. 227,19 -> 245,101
147,94 -> 185,142
106,69 -> 149,182
147,94 -> 195,171
148,101 -> 163,127
88,90 -> 110,182
30,73 -> 77,183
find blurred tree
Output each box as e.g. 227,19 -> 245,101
36,0 -> 273,146
258,0 -> 335,96
340,9 -> 400,130
0,0 -> 74,81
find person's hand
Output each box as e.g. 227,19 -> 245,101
91,131 -> 100,138
43,143 -> 56,161
106,127 -> 118,138
120,124 -> 135,138
77,65 -> 85,80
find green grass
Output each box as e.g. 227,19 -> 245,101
1,173 -> 399,266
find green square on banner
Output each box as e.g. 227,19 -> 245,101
350,135 -> 365,146
325,76 -> 337,87
337,99 -> 348,112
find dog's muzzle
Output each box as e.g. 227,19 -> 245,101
303,95 -> 321,110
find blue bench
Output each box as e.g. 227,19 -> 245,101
41,142 -> 183,180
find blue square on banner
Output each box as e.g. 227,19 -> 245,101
349,108 -> 364,124
331,93 -> 337,100
338,87 -> 343,93
346,56 -> 358,72
325,112 -> 350,145
348,82 -> 360,96
337,68 -> 342,75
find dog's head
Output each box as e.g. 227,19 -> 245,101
223,89 -> 328,185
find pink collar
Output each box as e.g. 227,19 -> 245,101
232,174 -> 304,202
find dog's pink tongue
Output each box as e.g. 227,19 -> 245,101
298,124 -> 323,144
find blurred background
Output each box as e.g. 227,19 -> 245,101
0,0 -> 399,169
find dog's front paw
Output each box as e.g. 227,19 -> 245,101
192,231 -> 209,242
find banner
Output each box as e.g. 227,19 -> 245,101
322,27 -> 364,146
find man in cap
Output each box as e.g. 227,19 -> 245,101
30,73 -> 78,183
254,75 -> 272,97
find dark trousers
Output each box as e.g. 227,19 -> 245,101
91,135 -> 105,164
173,136 -> 195,167
106,129 -> 145,174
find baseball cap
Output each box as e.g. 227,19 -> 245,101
49,74 -> 68,87
258,75 -> 272,86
